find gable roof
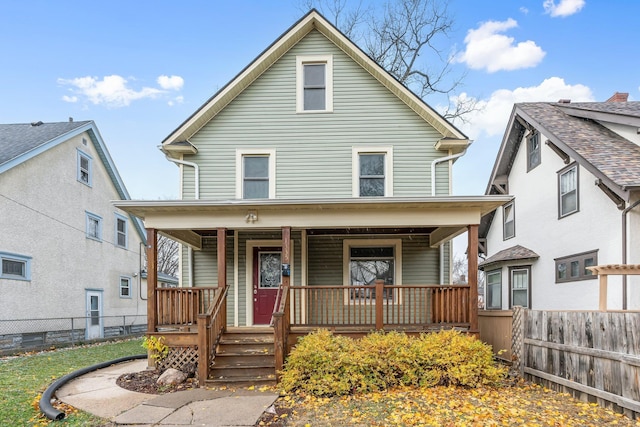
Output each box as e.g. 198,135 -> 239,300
0,120 -> 146,243
480,100 -> 640,238
161,9 -> 467,153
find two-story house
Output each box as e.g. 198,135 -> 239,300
0,120 -> 147,348
116,10 -> 510,385
479,94 -> 640,311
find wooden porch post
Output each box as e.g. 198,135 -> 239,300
467,225 -> 479,334
217,228 -> 227,331
146,228 -> 158,334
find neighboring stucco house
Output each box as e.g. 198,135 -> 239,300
479,94 -> 640,311
0,120 -> 147,345
116,10 -> 509,385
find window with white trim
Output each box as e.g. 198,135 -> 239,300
503,202 -> 515,240
0,252 -> 31,281
510,267 -> 530,308
77,149 -> 92,186
485,270 -> 502,310
119,276 -> 131,298
236,149 -> 276,199
86,212 -> 102,241
352,147 -> 393,197
343,239 -> 402,303
115,214 -> 128,248
558,163 -> 579,217
296,55 -> 333,112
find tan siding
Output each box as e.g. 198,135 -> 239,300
183,30 -> 450,199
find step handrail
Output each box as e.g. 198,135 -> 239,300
197,286 -> 229,383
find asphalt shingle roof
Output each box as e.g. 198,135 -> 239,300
518,102 -> 640,189
0,121 -> 90,167
479,245 -> 539,270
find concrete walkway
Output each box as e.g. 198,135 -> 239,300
56,359 -> 279,426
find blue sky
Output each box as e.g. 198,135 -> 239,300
1,0 -> 638,201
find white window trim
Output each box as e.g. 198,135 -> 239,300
352,147 -> 393,197
85,211 -> 103,241
77,149 -> 93,187
296,54 -> 333,113
235,149 -> 276,199
558,163 -> 579,218
510,267 -> 530,309
115,213 -> 128,249
119,276 -> 132,298
343,238 -> 402,305
0,251 -> 32,281
503,201 -> 515,240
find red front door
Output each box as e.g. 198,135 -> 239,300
253,247 -> 282,325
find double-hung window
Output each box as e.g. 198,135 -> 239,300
0,252 -> 31,281
558,164 -> 579,217
77,149 -> 92,186
119,276 -> 132,298
353,147 -> 393,197
236,149 -> 276,199
485,270 -> 502,309
503,202 -> 515,240
86,212 -> 102,241
527,132 -> 541,171
296,55 -> 333,112
510,267 -> 530,308
115,214 -> 128,248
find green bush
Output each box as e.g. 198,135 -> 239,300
280,329 -> 506,396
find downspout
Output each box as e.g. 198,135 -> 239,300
622,198 -> 640,309
431,146 -> 469,284
162,148 -> 200,287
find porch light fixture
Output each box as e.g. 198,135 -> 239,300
245,211 -> 258,223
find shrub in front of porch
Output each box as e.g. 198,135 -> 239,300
280,329 -> 506,397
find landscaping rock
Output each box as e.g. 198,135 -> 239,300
157,368 -> 187,386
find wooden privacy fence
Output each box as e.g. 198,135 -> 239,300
478,310 -> 513,362
512,307 -> 640,418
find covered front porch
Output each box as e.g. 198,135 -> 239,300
117,196 -> 510,385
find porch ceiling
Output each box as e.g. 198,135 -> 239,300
115,196 -> 512,248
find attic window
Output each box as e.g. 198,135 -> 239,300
77,149 -> 92,186
296,55 -> 333,113
527,132 -> 541,171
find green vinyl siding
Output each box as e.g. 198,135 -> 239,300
183,30 -> 450,200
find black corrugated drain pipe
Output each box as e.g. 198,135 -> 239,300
40,354 -> 147,421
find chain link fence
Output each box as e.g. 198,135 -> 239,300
0,315 -> 147,355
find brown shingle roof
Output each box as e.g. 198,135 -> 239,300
479,245 -> 539,270
518,102 -> 640,189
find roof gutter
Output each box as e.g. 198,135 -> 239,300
622,198 -> 640,309
431,145 -> 470,284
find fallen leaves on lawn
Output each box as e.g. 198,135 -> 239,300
282,380 -> 640,426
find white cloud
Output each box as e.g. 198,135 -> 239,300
455,19 -> 546,72
168,95 -> 184,107
543,0 -> 585,17
451,77 -> 594,139
519,7 -> 529,14
157,75 -> 184,91
57,74 -> 185,108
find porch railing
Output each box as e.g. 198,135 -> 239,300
287,282 -> 470,329
156,287 -> 218,328
197,286 -> 229,382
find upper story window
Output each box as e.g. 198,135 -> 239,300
296,55 -> 333,113
0,251 -> 31,281
77,149 -> 92,186
115,214 -> 128,248
86,212 -> 102,241
555,250 -> 597,283
503,201 -> 515,240
485,270 -> 502,310
352,147 -> 393,197
236,149 -> 276,199
527,132 -> 541,171
558,163 -> 579,218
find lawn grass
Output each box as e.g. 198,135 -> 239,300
0,338 -> 144,426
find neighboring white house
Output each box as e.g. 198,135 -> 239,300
0,120 -> 147,344
479,94 -> 640,311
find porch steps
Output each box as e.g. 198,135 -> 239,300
206,329 -> 276,388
